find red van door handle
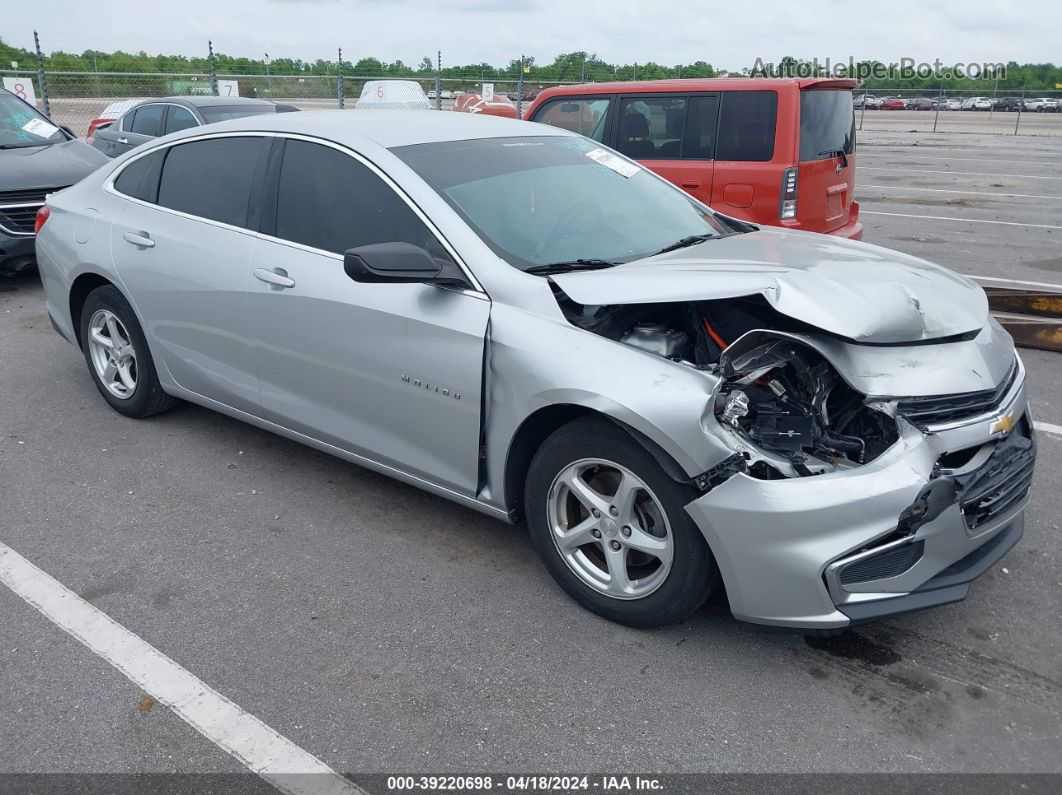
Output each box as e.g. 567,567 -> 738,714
680,181 -> 701,189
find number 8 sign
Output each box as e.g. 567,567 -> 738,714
2,77 -> 38,106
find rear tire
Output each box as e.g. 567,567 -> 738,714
524,417 -> 719,628
80,285 -> 178,418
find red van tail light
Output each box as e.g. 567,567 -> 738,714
779,167 -> 799,219
34,206 -> 51,235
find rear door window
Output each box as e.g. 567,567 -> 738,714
618,97 -> 687,159
157,136 -> 268,228
683,95 -> 720,159
799,90 -> 855,161
128,104 -> 165,137
532,97 -> 610,141
273,139 -> 439,255
163,105 -> 198,135
716,91 -> 777,161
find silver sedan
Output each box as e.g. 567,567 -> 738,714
35,111 -> 1034,630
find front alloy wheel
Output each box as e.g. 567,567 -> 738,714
548,458 -> 673,600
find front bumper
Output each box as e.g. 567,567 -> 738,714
686,372 -> 1034,630
0,230 -> 36,275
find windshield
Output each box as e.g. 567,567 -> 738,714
198,104 -> 276,123
0,92 -> 66,148
392,135 -> 730,269
799,90 -> 855,162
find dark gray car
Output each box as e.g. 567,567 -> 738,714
89,96 -> 283,158
0,88 -> 108,275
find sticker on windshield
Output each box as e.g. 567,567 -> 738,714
21,117 -> 60,138
585,148 -> 640,178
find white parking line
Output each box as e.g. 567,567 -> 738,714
863,185 -> 1062,201
862,210 -> 1062,230
859,154 -> 1062,168
1036,421 -> 1062,438
861,166 -> 1062,180
0,542 -> 363,795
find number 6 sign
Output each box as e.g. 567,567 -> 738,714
2,77 -> 38,106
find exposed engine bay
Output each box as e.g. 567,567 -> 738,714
555,291 -> 901,479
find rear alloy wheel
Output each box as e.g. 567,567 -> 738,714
525,417 -> 719,628
80,285 -> 178,418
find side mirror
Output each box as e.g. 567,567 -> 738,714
343,242 -> 464,285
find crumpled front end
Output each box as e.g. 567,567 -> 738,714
688,355 -> 1034,629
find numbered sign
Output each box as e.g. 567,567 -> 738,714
2,77 -> 38,106
216,79 -> 240,97
482,83 -> 494,102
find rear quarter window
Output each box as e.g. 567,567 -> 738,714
716,91 -> 777,162
113,150 -> 166,203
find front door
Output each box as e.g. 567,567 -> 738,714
248,138 -> 489,494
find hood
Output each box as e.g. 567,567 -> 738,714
550,229 -> 988,343
0,139 -> 109,192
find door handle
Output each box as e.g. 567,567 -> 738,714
254,267 -> 295,289
680,181 -> 701,189
123,231 -> 154,248
118,137 -> 129,144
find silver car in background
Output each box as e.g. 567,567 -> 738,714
35,111 -> 1035,631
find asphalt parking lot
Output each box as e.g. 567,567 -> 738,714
2,129 -> 1061,787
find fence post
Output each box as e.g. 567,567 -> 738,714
435,50 -> 442,111
33,30 -> 51,117
932,85 -> 942,133
859,86 -> 867,130
516,55 -> 525,118
1014,88 -> 1024,135
208,40 -> 219,96
337,48 -> 345,108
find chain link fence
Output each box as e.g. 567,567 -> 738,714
1,67 -> 582,137
855,85 -> 1062,136
6,65 -> 1062,138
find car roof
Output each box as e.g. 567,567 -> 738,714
182,109 -> 569,148
533,76 -> 859,100
124,95 -> 276,113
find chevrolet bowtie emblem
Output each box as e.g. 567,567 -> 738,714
991,412 -> 1017,436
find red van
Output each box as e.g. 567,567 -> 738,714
524,78 -> 862,239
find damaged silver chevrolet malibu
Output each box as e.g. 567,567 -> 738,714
36,111 -> 1035,630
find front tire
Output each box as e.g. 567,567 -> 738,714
80,285 -> 178,418
524,417 -> 719,628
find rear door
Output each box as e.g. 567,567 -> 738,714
612,95 -> 715,204
248,137 -> 490,494
797,88 -> 856,234
114,103 -> 166,156
109,134 -> 269,413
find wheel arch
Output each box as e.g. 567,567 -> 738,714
502,404 -> 695,523
69,272 -> 118,349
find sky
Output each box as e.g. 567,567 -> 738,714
7,0 -> 1060,70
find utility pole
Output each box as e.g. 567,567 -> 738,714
33,30 -> 50,116
516,54 -> 525,118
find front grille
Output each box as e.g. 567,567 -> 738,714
896,360 -> 1018,429
959,418 -> 1036,531
0,188 -> 62,236
839,540 -> 925,584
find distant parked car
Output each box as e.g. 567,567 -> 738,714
881,98 -> 907,110
908,98 -> 934,111
853,94 -> 880,109
86,98 -> 151,143
0,87 -> 107,275
933,97 -> 963,111
506,91 -> 539,102
969,97 -> 994,111
961,97 -> 986,110
993,97 -> 1023,112
90,96 -> 284,158
356,80 -> 431,110
1024,97 -> 1059,112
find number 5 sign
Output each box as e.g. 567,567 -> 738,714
2,77 -> 38,106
